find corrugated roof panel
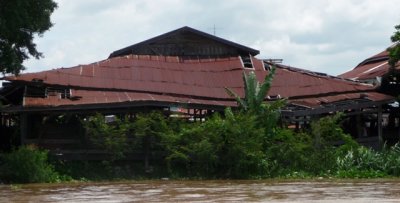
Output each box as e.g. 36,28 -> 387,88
118,68 -> 131,80
6,54 -> 393,110
340,61 -> 389,79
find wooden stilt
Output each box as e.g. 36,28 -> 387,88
20,113 -> 28,145
378,105 -> 383,149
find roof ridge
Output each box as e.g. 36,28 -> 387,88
108,26 -> 260,58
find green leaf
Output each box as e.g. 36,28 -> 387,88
225,87 -> 247,110
257,66 -> 276,104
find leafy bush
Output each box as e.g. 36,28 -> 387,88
0,145 -> 60,183
264,113 -> 361,176
82,113 -> 131,161
133,111 -> 172,170
133,111 -> 172,151
164,108 -> 268,179
380,143 -> 400,176
308,113 -> 358,173
336,147 -> 383,171
265,129 -> 312,176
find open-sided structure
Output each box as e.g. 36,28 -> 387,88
0,26 -> 395,157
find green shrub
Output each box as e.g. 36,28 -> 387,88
382,143 -> 400,176
335,146 -> 389,178
265,129 -> 310,175
0,145 -> 60,183
164,108 -> 268,179
133,111 -> 172,152
264,113 -> 360,176
82,113 -> 131,161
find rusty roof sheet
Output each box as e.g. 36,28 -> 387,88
339,61 -> 391,80
23,89 -> 237,108
22,88 -> 391,111
291,92 -> 392,108
339,48 -> 400,80
4,55 -> 393,109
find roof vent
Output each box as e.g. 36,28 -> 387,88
267,94 -> 281,100
240,55 -> 253,69
360,93 -> 368,99
31,78 -> 44,83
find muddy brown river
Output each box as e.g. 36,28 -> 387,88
1,179 -> 400,202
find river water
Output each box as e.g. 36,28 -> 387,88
1,179 -> 400,202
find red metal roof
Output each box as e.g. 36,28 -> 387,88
339,49 -> 399,80
23,89 -> 237,108
4,55 -> 393,109
290,92 -> 391,108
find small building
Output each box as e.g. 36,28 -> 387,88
339,45 -> 400,146
0,26 -> 395,157
339,44 -> 400,95
340,49 -> 391,84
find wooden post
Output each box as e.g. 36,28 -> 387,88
20,113 -> 28,145
378,105 -> 383,149
356,114 -> 362,138
295,116 -> 300,131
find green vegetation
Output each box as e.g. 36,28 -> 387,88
164,109 -> 267,179
225,67 -> 277,114
382,24 -> 400,95
0,145 -> 67,183
81,113 -> 131,161
388,24 -> 400,68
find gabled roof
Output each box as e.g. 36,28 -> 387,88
339,45 -> 399,80
108,26 -> 260,58
3,55 -> 392,113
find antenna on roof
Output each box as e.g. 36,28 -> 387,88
209,24 -> 222,36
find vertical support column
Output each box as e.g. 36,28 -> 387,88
356,113 -> 362,138
377,105 -> 383,149
295,116 -> 299,132
20,113 -> 28,145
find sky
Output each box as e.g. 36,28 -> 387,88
23,0 -> 400,76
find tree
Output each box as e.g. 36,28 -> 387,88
225,67 -> 277,114
388,24 -> 400,68
0,0 -> 57,75
225,67 -> 285,137
380,24 -> 400,95
82,113 -> 131,161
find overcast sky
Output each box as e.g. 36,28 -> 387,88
23,0 -> 400,76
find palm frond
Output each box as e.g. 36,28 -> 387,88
245,71 -> 257,109
225,87 -> 247,110
257,66 -> 276,104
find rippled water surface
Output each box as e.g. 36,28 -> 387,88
1,179 -> 400,202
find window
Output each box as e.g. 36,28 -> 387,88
240,55 -> 253,69
263,61 -> 273,71
45,87 -> 71,99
